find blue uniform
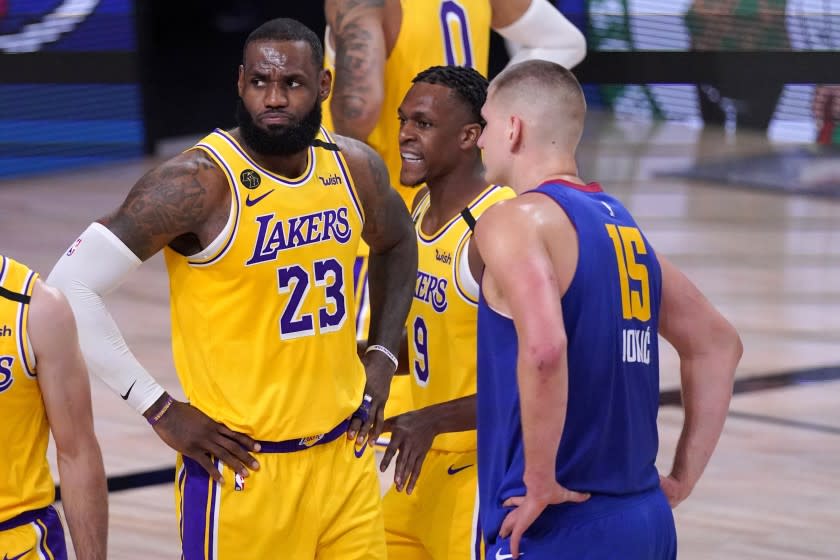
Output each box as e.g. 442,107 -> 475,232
476,180 -> 676,559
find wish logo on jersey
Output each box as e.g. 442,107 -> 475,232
246,207 -> 352,265
414,270 -> 447,313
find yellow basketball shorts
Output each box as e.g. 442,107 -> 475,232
0,506 -> 67,560
383,449 -> 482,559
175,424 -> 385,559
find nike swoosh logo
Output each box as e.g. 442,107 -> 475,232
5,548 -> 33,560
245,189 -> 275,207
447,463 -> 474,475
495,550 -> 523,560
353,440 -> 368,458
121,380 -> 137,400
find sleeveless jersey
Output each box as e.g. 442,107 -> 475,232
408,185 -> 512,452
476,180 -> 663,543
324,0 -> 492,206
0,256 -> 53,522
164,128 -> 366,441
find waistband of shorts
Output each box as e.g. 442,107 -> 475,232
257,418 -> 350,453
0,505 -> 54,531
537,486 -> 665,525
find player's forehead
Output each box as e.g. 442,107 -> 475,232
400,82 -> 459,115
243,39 -> 315,75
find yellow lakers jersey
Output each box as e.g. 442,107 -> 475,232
324,0 -> 491,206
0,256 -> 53,522
407,185 -> 513,452
164,128 -> 367,441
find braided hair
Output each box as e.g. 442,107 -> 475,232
412,66 -> 489,126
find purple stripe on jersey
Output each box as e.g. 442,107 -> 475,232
0,256 -> 7,283
178,465 -> 187,544
418,186 -> 500,244
37,507 -> 68,560
353,257 -> 368,335
207,459 -> 220,560
188,143 -> 240,267
18,271 -> 36,377
181,456 -> 212,560
215,129 -> 315,186
331,147 -> 365,226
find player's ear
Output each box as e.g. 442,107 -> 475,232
237,65 -> 245,97
461,123 -> 483,149
319,68 -> 332,102
508,115 -> 522,152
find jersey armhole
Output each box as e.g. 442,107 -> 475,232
453,233 -> 479,305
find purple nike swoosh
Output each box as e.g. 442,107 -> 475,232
245,189 -> 275,207
353,440 -> 368,458
447,463 -> 474,475
5,548 -> 33,560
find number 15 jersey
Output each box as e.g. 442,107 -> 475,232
164,128 -> 365,442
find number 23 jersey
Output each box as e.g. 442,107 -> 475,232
164,128 -> 365,442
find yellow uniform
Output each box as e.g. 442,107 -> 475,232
0,256 -> 68,560
383,185 -> 514,559
166,129 -> 383,559
324,0 -> 491,205
324,0 -> 493,422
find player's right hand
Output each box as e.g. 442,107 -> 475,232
150,398 -> 261,484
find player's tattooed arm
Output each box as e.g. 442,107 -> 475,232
98,150 -> 228,261
326,0 -> 386,139
337,134 -> 418,443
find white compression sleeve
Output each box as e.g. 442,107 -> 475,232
47,222 -> 165,414
496,0 -> 587,70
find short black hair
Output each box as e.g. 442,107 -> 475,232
243,18 -> 324,69
412,66 -> 489,126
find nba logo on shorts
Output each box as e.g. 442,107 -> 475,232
234,473 -> 245,492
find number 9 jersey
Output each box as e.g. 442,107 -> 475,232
408,185 -> 513,453
164,128 -> 366,442
323,0 -> 492,207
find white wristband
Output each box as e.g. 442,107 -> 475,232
365,344 -> 398,371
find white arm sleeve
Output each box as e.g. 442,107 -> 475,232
47,222 -> 165,414
495,0 -> 587,70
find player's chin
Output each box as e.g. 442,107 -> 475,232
399,169 -> 426,188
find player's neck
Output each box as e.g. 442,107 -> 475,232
423,161 -> 486,233
513,155 -> 581,194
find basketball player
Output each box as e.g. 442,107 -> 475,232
376,66 -> 513,559
323,0 -> 587,423
48,18 -> 416,559
0,255 -> 107,560
473,60 -> 743,559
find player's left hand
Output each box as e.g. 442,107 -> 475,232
499,481 -> 591,558
379,410 -> 437,494
659,473 -> 690,508
348,351 -> 394,446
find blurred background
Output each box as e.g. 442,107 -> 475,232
2,0 -> 840,178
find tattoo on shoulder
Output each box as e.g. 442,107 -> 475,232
107,152 -> 216,259
366,150 -> 390,194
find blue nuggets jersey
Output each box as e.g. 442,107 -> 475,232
476,180 -> 663,544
